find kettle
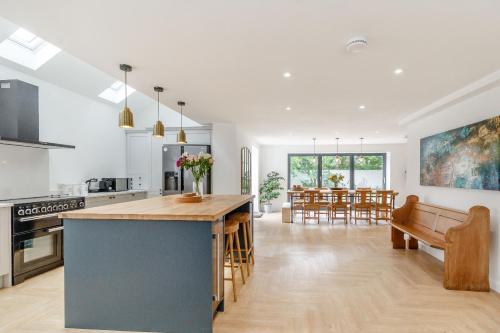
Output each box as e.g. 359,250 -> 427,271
85,178 -> 100,193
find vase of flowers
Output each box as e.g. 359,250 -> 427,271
328,173 -> 345,190
176,152 -> 214,197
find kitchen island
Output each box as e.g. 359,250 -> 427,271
60,194 -> 254,333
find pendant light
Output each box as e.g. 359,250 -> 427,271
118,64 -> 134,128
152,86 -> 165,138
335,138 -> 341,165
177,101 -> 187,144
358,137 -> 365,163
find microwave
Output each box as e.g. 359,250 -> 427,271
99,178 -> 132,192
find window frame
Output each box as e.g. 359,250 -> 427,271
287,153 -> 387,190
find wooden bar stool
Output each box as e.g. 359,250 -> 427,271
228,212 -> 254,277
224,219 -> 245,301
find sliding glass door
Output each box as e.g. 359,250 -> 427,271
288,153 -> 386,189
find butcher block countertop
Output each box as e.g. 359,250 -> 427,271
60,194 -> 254,222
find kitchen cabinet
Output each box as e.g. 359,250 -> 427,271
0,205 -> 12,288
126,132 -> 151,191
84,191 -> 147,208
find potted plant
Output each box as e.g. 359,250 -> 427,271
177,152 -> 214,196
328,173 -> 345,190
259,171 -> 285,213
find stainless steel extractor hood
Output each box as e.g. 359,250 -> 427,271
0,79 -> 75,149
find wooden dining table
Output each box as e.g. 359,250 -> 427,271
286,189 -> 398,223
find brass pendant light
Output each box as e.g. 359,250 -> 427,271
152,86 -> 165,137
118,64 -> 134,128
177,101 -> 187,144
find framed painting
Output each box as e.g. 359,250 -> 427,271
420,115 -> 499,191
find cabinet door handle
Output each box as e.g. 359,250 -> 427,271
213,233 -> 221,301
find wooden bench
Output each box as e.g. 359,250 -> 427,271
391,195 -> 490,291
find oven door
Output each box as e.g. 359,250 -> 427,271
12,226 -> 64,285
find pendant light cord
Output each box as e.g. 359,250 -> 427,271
124,70 -> 128,108
180,104 -> 183,129
157,90 -> 160,120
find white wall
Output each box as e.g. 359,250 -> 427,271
406,85 -> 500,291
259,143 -> 407,210
0,63 -> 126,198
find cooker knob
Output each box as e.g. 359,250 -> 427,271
79,201 -> 85,207
52,205 -> 59,211
25,208 -> 32,215
58,205 -> 64,210
47,206 -> 53,212
63,204 -> 69,210
41,207 -> 47,213
32,207 -> 39,214
17,209 -> 25,216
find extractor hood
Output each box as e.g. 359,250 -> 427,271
0,79 -> 75,150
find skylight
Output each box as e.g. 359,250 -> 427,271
0,28 -> 61,70
98,81 -> 136,104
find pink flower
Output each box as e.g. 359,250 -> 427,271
176,159 -> 181,167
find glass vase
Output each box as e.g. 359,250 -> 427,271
193,180 -> 203,197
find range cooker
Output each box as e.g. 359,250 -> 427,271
6,196 -> 85,285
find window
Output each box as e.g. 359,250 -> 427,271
288,153 -> 386,189
0,28 -> 61,70
98,80 -> 136,103
289,155 -> 319,188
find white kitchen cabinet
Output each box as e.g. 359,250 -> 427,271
0,206 -> 12,288
126,132 -> 152,191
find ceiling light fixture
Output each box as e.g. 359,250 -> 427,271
152,86 -> 165,138
283,72 -> 292,78
346,36 -> 368,53
335,138 -> 341,165
359,105 -> 366,110
394,68 -> 404,75
177,101 -> 187,144
358,137 -> 365,164
118,64 -> 134,128
285,106 -> 292,111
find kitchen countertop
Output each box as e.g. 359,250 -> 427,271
60,194 -> 254,221
84,189 -> 147,198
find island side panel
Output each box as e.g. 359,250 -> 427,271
64,219 -> 213,333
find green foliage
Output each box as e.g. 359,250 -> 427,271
327,173 -> 345,187
290,156 -> 318,187
354,156 -> 383,170
259,171 -> 285,204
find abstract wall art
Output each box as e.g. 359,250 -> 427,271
420,115 -> 499,191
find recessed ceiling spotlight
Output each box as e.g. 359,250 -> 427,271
285,106 -> 292,111
346,36 -> 368,53
375,130 -> 380,134
394,68 -> 404,75
358,105 -> 366,110
283,72 -> 292,78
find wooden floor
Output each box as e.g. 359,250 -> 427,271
0,213 -> 499,333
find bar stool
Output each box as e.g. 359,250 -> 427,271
224,219 -> 245,301
228,212 -> 254,277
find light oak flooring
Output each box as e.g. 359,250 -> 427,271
0,213 -> 499,333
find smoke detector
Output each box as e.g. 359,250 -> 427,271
346,36 -> 368,53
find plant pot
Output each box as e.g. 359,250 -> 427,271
263,203 -> 272,214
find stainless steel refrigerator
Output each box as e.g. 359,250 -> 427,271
162,144 -> 212,195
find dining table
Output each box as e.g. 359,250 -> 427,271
286,189 -> 398,223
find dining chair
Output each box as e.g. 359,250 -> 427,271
291,191 -> 305,222
318,190 -> 331,222
373,190 -> 394,224
331,189 -> 349,224
351,189 -> 373,224
302,189 -> 320,224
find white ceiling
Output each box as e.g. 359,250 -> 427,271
1,0 -> 500,145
